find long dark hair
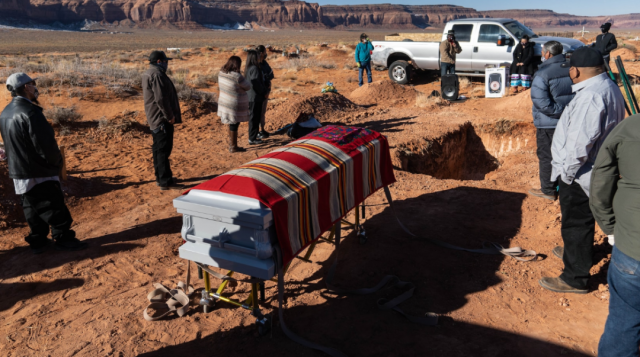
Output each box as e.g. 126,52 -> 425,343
244,50 -> 261,78
221,56 -> 242,74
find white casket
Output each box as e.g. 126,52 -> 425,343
173,190 -> 277,280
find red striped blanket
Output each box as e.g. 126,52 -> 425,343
189,125 -> 396,265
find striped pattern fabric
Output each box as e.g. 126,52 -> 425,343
217,71 -> 251,125
189,125 -> 395,265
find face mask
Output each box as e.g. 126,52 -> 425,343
157,62 -> 168,71
541,56 -> 547,63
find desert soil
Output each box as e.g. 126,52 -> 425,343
0,38 -> 639,357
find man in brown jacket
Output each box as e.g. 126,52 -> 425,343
142,51 -> 183,190
440,30 -> 462,78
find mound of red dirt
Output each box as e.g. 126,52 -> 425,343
348,80 -> 418,106
316,49 -> 349,59
494,90 -> 533,116
265,92 -> 360,130
611,48 -> 637,61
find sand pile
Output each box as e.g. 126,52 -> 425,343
349,80 -> 418,106
611,48 -> 637,61
265,92 -> 359,130
494,90 -> 533,115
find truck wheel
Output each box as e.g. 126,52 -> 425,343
388,60 -> 412,84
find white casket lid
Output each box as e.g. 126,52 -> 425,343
173,189 -> 272,228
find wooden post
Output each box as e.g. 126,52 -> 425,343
59,145 -> 68,181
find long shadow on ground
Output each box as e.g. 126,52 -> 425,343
0,216 -> 181,280
139,187 -> 590,356
0,279 -> 84,312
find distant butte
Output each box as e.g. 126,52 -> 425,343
0,0 -> 639,28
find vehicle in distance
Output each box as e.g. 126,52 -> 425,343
371,18 -> 584,84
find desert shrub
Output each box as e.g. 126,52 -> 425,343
459,77 -> 471,88
45,106 -> 82,125
174,83 -> 217,102
275,58 -> 339,71
58,126 -> 72,137
416,92 -> 444,108
283,72 -> 297,81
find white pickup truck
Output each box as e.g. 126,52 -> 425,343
371,18 -> 585,84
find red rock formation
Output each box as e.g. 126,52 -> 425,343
0,1 -> 639,29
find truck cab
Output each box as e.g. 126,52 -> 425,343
371,18 -> 584,83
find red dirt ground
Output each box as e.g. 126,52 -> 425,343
0,43 -> 638,357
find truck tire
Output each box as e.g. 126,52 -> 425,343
388,60 -> 412,84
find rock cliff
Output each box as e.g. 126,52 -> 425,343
0,0 -> 638,29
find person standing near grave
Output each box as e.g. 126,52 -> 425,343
142,50 -> 183,190
528,41 -> 575,201
257,45 -> 274,140
355,33 -> 374,87
539,47 -> 626,294
439,30 -> 461,78
245,50 -> 267,145
592,22 -> 617,66
591,113 -> 640,356
0,73 -> 87,253
217,55 -> 251,153
510,35 -> 535,94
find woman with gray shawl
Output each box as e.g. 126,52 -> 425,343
217,55 -> 251,153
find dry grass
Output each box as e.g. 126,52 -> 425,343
416,92 -> 444,108
459,77 -> 471,89
275,57 -> 337,71
282,72 -> 298,81
273,86 -> 300,95
44,106 -> 82,125
470,86 -> 485,99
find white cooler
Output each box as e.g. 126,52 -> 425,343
173,190 -> 277,280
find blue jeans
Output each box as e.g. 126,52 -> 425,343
599,246 -> 640,357
441,62 -> 455,77
358,61 -> 372,86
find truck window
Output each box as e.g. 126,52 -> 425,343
478,24 -> 509,43
451,25 -> 474,42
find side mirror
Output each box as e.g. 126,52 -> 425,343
496,35 -> 507,46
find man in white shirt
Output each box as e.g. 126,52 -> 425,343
0,73 -> 87,253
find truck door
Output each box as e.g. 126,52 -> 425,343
450,24 -> 475,71
472,24 -> 515,70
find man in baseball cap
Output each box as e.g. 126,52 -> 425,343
142,51 -> 183,190
0,72 -> 87,253
539,46 -> 626,294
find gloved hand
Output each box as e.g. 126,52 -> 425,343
608,235 -> 615,246
366,38 -> 371,42
356,62 -> 361,68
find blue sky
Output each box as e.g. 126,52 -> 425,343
313,0 -> 636,16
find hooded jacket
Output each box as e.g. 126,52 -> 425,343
142,64 -> 182,131
0,97 -> 62,179
355,40 -> 374,63
530,54 -> 575,129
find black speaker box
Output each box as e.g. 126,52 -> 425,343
441,74 -> 459,101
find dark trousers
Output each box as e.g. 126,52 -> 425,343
536,128 -> 556,195
358,61 -> 372,86
249,100 -> 264,141
151,123 -> 174,186
559,180 -> 595,289
21,180 -> 75,247
598,246 -> 640,357
441,62 -> 455,77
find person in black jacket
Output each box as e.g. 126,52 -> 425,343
245,50 -> 267,145
592,22 -> 617,66
0,73 -> 87,254
511,35 -> 535,93
142,51 -> 183,191
257,45 -> 274,140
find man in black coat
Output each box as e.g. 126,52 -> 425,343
592,23 -> 617,66
0,73 -> 87,254
142,51 -> 183,190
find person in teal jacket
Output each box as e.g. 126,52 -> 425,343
355,33 -> 374,86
